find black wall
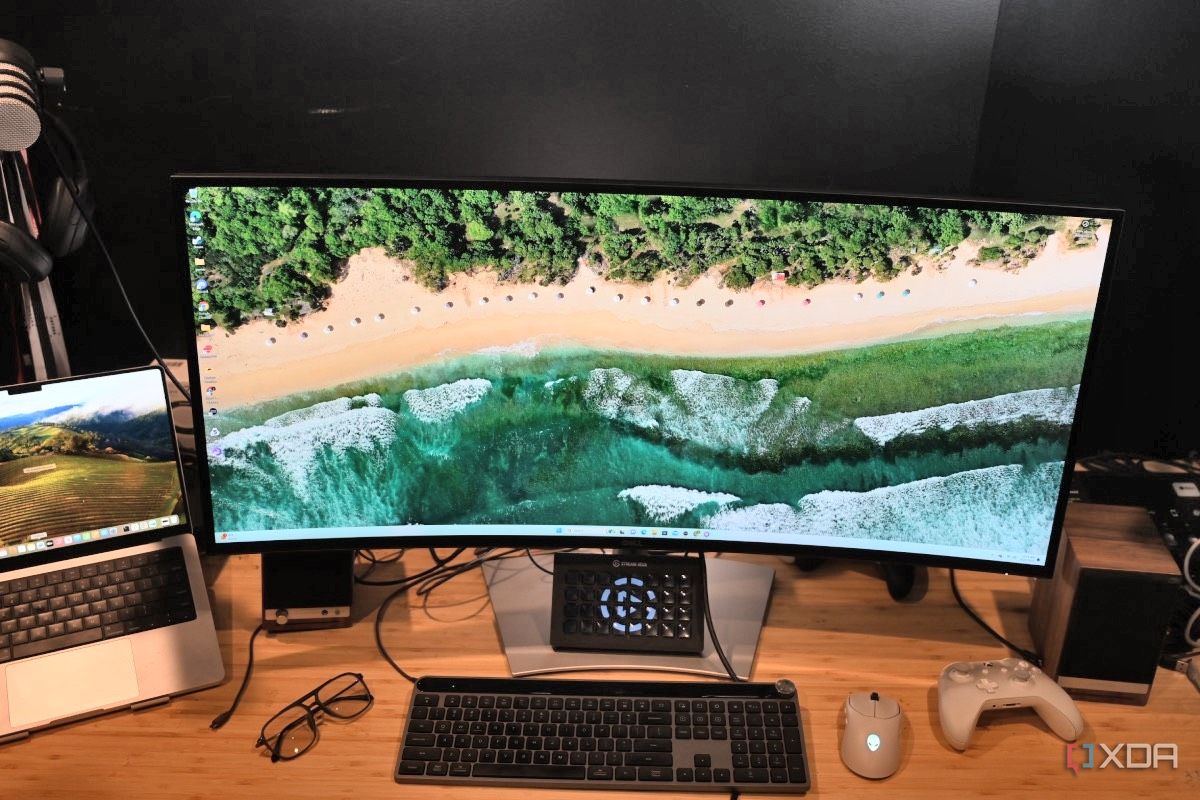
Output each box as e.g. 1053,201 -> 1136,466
4,1 -> 1198,455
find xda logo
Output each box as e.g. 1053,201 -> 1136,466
1065,742 -> 1178,775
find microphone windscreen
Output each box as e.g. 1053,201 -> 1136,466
0,39 -> 41,152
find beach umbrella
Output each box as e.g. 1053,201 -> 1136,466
351,317 -> 362,326
696,299 -> 705,306
641,296 -> 651,305
876,291 -> 885,299
411,306 -> 421,314
479,297 -> 489,305
265,337 -> 276,346
901,289 -> 911,297
529,292 -> 538,300
670,298 -> 680,306
505,295 -> 513,302
299,331 -> 309,340
375,313 -> 385,322
557,292 -> 565,300
854,292 -> 863,301
614,293 -> 623,302
803,298 -> 812,306
445,301 -> 454,308
968,278 -> 978,288
757,299 -> 766,307
324,325 -> 334,334
725,299 -> 734,307
587,286 -> 596,294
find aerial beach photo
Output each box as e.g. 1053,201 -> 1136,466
187,186 -> 1110,559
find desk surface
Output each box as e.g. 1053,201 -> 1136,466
4,511 -> 1198,798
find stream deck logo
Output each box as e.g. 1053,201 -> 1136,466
1066,742 -> 1178,775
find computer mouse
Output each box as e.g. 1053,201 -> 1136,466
840,691 -> 904,779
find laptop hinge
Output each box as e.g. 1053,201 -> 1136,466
130,695 -> 172,712
0,730 -> 32,746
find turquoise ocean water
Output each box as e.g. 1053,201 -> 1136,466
209,322 -> 1089,557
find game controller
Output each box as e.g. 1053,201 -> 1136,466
937,657 -> 1084,751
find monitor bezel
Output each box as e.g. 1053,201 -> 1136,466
173,173 -> 1123,578
0,365 -> 192,572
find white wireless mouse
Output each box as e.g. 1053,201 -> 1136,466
840,691 -> 904,779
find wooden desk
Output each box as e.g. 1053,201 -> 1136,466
4,524 -> 1198,797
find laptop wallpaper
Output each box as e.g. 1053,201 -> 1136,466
0,370 -> 184,549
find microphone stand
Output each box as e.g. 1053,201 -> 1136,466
0,149 -> 71,382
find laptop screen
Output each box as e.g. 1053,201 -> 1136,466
0,368 -> 188,564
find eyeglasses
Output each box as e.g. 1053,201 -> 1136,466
256,672 -> 374,762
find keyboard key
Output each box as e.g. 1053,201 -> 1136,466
586,765 -> 612,780
637,766 -> 672,781
402,747 -> 442,761
13,627 -> 101,659
734,768 -> 770,783
473,764 -> 586,780
624,753 -> 672,767
396,761 -> 425,775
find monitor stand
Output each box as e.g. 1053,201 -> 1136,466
482,553 -> 774,679
794,557 -> 927,602
261,550 -> 355,631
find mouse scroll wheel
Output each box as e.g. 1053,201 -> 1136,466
869,691 -> 879,701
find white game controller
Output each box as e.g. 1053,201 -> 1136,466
937,657 -> 1084,751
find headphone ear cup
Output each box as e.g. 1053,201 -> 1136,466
0,219 -> 53,281
40,173 -> 91,257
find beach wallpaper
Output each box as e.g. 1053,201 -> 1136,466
186,187 -> 1110,562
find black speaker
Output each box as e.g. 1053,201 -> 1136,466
1031,504 -> 1183,704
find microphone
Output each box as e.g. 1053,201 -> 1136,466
0,39 -> 43,152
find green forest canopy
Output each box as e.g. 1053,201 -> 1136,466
188,186 -> 1081,330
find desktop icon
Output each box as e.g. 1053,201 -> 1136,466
188,210 -> 201,223
170,515 -> 180,525
210,446 -> 223,457
194,258 -> 206,268
192,236 -> 204,247
187,188 -> 199,201
0,549 -> 7,558
199,323 -> 213,334
17,544 -> 27,554
200,343 -> 217,357
196,278 -> 209,291
72,534 -> 83,543
198,300 -> 210,313
208,407 -> 219,417
205,386 -> 217,397
209,427 -> 220,437
123,525 -> 133,533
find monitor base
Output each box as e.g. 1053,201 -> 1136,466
482,554 -> 773,679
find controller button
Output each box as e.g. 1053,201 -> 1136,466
1012,669 -> 1032,683
975,678 -> 999,693
1017,660 -> 1030,669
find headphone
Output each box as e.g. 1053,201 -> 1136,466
0,38 -> 91,283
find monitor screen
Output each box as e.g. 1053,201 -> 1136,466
179,179 -> 1117,573
0,367 -> 187,564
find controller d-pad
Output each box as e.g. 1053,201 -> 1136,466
976,678 -> 999,693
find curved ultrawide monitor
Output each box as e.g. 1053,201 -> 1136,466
176,177 -> 1120,576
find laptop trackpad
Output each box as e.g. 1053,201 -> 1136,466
7,640 -> 140,728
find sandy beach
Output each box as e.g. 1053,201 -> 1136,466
202,222 -> 1110,410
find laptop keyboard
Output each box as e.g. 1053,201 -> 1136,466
0,547 -> 195,664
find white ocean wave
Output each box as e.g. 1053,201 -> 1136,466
853,385 -> 1080,446
263,393 -> 383,427
214,394 -> 397,497
618,485 -> 740,522
581,367 -> 811,454
478,340 -> 540,358
404,378 -> 492,423
706,462 -> 1062,555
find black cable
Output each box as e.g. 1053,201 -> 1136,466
948,570 -> 1042,667
37,110 -> 191,402
355,548 -> 464,586
375,581 -> 421,685
525,548 -> 554,576
697,553 -> 742,682
210,623 -> 265,730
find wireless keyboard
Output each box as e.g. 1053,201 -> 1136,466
395,676 -> 810,793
